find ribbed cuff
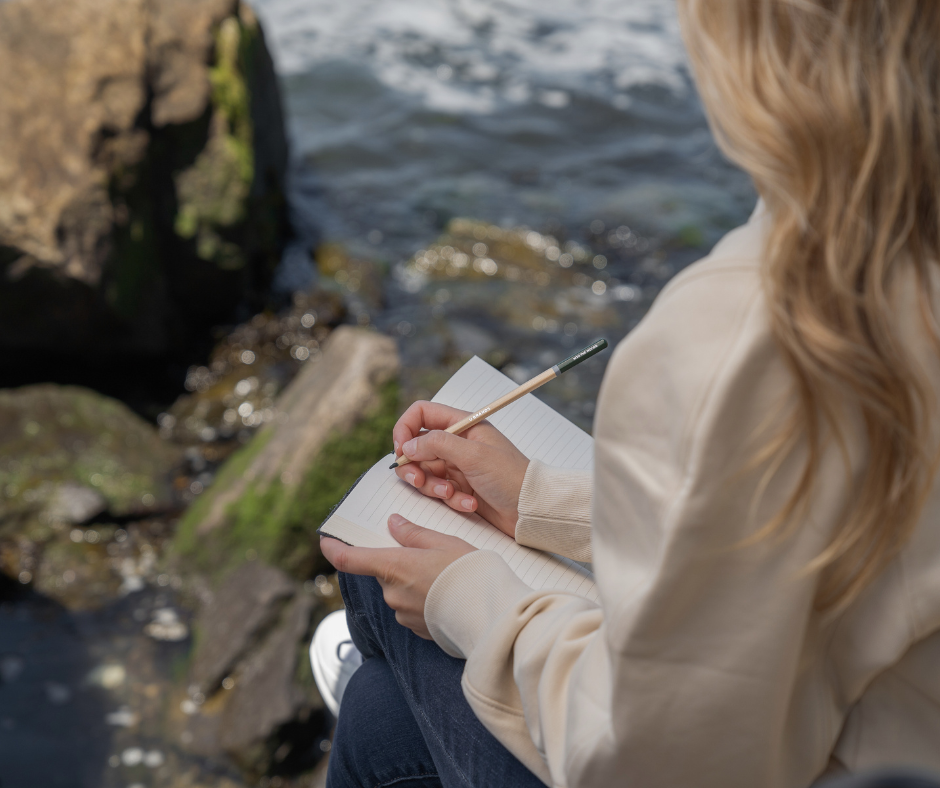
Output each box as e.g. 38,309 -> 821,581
515,460 -> 593,563
425,550 -> 533,659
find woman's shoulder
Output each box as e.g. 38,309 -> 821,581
621,210 -> 774,366
598,211 -> 783,450
655,207 -> 770,310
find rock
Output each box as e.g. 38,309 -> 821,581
218,593 -> 314,762
182,562 -> 331,774
189,561 -> 295,694
0,385 -> 183,536
45,483 -> 107,525
0,0 -> 289,365
173,326 -> 400,578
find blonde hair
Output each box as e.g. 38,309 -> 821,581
677,0 -> 940,611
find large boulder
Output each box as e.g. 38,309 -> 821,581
0,0 -> 289,366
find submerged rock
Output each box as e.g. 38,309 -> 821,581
0,0 -> 289,366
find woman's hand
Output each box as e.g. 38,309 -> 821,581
392,401 -> 529,538
320,514 -> 475,639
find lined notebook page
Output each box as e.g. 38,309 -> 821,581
432,356 -> 594,472
320,357 -> 597,601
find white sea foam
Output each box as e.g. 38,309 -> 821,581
250,0 -> 689,114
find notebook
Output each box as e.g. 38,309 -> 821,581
318,356 -> 598,602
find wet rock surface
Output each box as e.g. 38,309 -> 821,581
0,0 -> 289,375
370,216 -> 688,430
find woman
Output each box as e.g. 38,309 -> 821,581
319,1 -> 940,785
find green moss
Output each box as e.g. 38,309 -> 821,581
173,425 -> 273,557
173,382 -> 400,581
173,16 -> 256,269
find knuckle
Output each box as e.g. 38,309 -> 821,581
332,546 -> 348,573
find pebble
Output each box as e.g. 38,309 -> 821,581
121,747 -> 144,766
143,750 -> 165,768
144,608 -> 188,641
105,707 -> 138,727
87,663 -> 126,689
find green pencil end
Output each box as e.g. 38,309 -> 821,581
555,338 -> 609,374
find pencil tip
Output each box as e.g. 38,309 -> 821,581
388,462 -> 398,469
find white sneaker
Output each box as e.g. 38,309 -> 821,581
309,609 -> 363,717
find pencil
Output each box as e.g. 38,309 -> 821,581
390,338 -> 609,469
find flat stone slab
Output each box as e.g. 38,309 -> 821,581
189,560 -> 296,694
219,592 -> 314,754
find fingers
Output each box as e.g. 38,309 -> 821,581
387,513 -> 448,548
392,402 -> 471,456
320,537 -> 398,580
400,429 -> 482,470
395,464 -> 460,502
394,469 -> 477,513
387,514 -> 476,554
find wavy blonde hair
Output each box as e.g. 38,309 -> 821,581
677,0 -> 940,611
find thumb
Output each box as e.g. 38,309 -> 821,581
402,430 -> 481,468
388,513 -> 458,549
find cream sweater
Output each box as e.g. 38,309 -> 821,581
424,204 -> 940,787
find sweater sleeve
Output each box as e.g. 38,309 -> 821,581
514,460 -> 593,563
425,250 -> 839,788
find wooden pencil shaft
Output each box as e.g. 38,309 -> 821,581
391,369 -> 556,468
392,339 -> 608,468
445,368 -> 556,435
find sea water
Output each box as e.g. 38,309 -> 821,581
252,0 -> 757,424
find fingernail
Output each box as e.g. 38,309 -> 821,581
394,440 -> 399,453
461,497 -> 474,510
406,473 -> 416,486
403,438 -> 417,455
388,513 -> 406,527
434,484 -> 448,497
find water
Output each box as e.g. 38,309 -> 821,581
254,0 -> 756,427
254,0 -> 755,260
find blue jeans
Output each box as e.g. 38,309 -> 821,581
328,572 -> 545,788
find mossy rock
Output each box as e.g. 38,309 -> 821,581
172,327 -> 400,582
0,0 -> 290,369
0,384 -> 182,535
